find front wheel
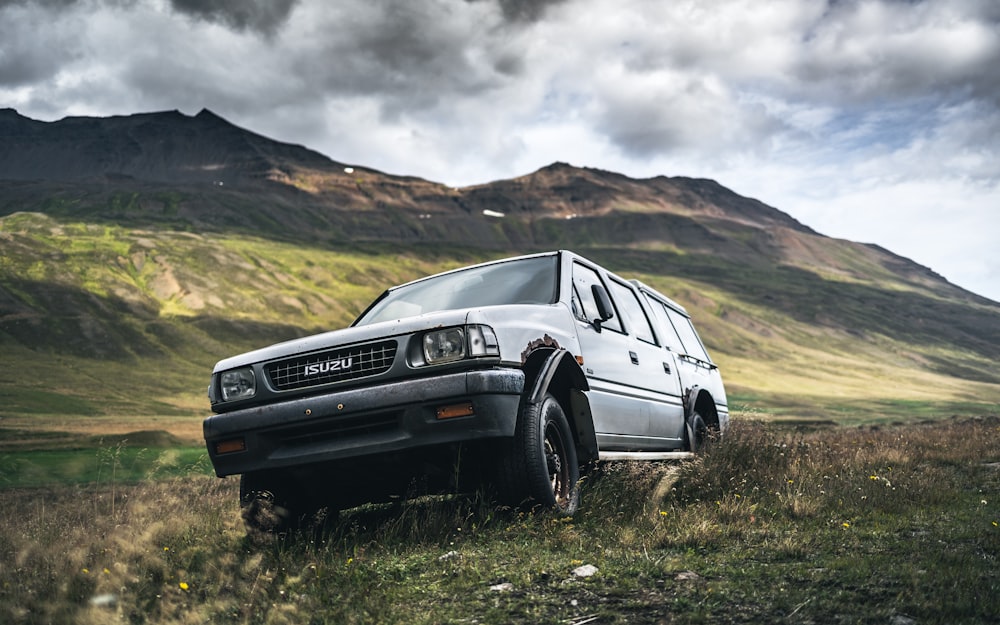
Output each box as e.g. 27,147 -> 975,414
239,471 -> 330,536
497,393 -> 580,514
240,472 -> 296,535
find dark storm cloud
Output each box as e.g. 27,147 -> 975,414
0,2 -> 84,87
467,0 -> 566,22
285,2 -> 523,119
169,0 -> 299,35
0,29 -> 68,86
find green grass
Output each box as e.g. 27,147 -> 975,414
0,388 -> 102,416
0,446 -> 212,488
1,417 -> 997,624
726,393 -> 1000,425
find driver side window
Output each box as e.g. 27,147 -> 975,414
571,262 -> 623,333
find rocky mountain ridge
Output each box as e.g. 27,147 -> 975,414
0,107 -> 814,231
0,108 -> 964,301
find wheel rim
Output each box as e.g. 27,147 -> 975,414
544,420 -> 572,508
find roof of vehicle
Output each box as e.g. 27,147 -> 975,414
630,279 -> 690,317
358,250 -> 691,319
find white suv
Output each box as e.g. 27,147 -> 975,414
204,250 -> 728,532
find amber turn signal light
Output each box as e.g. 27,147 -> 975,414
215,438 -> 246,455
436,402 -> 475,420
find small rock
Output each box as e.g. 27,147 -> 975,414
438,550 -> 460,561
572,564 -> 599,578
489,582 -> 514,592
675,570 -> 700,581
90,593 -> 118,608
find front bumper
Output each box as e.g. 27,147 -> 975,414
203,368 -> 525,477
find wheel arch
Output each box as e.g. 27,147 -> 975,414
522,347 -> 599,463
686,386 -> 721,432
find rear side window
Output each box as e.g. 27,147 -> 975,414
571,262 -> 623,333
643,296 -> 684,352
666,308 -> 711,362
607,279 -> 656,344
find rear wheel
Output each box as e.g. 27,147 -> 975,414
497,393 -> 580,514
685,410 -> 710,453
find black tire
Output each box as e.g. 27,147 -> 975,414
240,472 -> 307,536
497,393 -> 580,514
685,410 -> 710,453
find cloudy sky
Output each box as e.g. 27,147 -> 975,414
2,0 -> 999,302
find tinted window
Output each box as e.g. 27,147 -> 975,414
643,296 -> 684,351
666,308 -> 711,362
607,279 -> 656,344
571,262 -> 623,333
356,256 -> 558,325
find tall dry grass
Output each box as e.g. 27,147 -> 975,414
1,416 -> 998,624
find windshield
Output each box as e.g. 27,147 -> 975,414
355,255 -> 559,326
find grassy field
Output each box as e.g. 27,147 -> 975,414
2,416 -> 998,624
2,212 -> 999,621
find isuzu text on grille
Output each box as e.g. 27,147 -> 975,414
304,357 -> 352,376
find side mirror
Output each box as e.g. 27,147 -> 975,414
591,284 -> 614,331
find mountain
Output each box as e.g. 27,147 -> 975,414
0,109 -> 997,427
0,108 -> 822,242
0,107 -> 339,185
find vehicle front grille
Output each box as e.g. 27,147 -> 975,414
265,340 -> 397,391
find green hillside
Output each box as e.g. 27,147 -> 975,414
2,211 -> 997,445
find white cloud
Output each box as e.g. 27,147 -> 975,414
794,177 -> 1000,299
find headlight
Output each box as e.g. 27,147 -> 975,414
423,328 -> 466,364
220,368 -> 256,401
422,325 -> 500,365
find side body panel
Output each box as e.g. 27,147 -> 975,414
563,255 -> 686,451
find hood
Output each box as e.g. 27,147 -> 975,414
212,308 -> 474,373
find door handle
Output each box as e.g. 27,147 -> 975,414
629,351 -> 639,365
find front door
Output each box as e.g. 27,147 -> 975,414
571,262 -> 682,449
